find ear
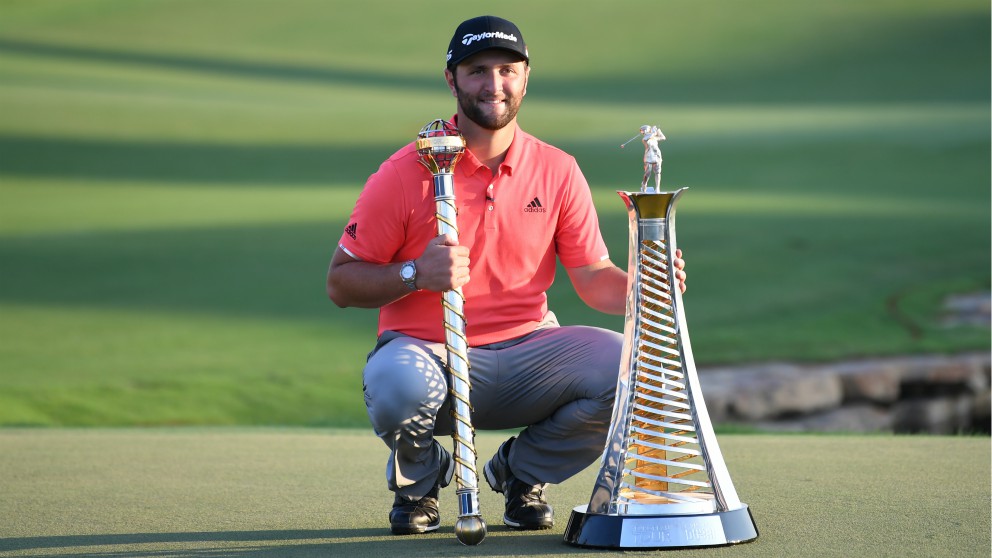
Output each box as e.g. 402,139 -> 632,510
521,64 -> 530,97
444,68 -> 457,98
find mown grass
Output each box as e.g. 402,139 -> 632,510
0,430 -> 989,557
0,0 -> 988,426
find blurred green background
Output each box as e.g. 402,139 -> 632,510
0,0 -> 988,426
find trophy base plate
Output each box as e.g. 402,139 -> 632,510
564,504 -> 758,549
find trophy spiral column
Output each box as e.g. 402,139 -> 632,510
564,187 -> 758,549
415,119 -> 487,546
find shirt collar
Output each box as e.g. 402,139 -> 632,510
451,114 -> 520,178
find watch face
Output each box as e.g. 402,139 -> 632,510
401,263 -> 415,280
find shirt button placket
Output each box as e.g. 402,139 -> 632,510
485,183 -> 496,229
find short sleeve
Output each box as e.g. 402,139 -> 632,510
554,161 -> 610,268
338,159 -> 408,264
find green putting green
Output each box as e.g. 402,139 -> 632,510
0,429 -> 988,557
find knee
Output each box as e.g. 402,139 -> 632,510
363,346 -> 447,434
580,331 -> 623,428
571,327 -> 623,405
591,329 -> 623,390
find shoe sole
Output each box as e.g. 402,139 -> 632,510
503,515 -> 554,530
391,522 -> 441,535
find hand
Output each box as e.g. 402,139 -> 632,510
673,248 -> 686,293
415,234 -> 471,292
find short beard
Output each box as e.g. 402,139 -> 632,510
452,77 -> 521,131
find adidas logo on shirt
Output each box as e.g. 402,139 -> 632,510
345,222 -> 357,240
524,197 -> 546,213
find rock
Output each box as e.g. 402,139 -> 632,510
719,366 -> 843,421
892,396 -> 973,434
698,352 -> 990,434
897,353 -> 988,397
940,292 -> 991,327
828,361 -> 902,404
756,404 -> 893,433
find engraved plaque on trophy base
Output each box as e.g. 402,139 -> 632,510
565,504 -> 758,549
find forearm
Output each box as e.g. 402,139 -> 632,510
588,265 -> 629,315
567,262 -> 629,316
326,250 -> 411,309
567,251 -> 685,315
327,235 -> 470,308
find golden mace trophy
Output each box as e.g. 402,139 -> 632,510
415,119 -> 487,546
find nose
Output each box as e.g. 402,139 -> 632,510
482,69 -> 502,95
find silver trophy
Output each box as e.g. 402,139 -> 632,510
563,148 -> 758,548
415,119 -> 487,546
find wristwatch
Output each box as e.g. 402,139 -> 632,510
400,260 -> 417,291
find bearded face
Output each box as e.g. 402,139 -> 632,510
448,52 -> 528,131
453,75 -> 524,131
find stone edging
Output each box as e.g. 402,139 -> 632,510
698,352 -> 991,434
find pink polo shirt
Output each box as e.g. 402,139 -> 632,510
338,121 -> 610,346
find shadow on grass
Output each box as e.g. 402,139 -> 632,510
0,135 -> 390,186
0,222 -> 364,322
0,527 -> 582,557
0,38 -> 442,94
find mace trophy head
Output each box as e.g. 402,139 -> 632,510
416,119 -> 466,175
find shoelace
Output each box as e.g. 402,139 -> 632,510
517,482 -> 548,503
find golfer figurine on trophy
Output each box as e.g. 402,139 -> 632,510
564,129 -> 758,549
620,125 -> 666,193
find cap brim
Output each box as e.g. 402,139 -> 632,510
449,47 -> 528,68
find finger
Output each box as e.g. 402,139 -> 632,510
453,271 -> 471,289
434,233 -> 459,246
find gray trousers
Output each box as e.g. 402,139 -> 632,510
362,314 -> 623,499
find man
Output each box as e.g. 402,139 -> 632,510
326,15 -> 686,535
